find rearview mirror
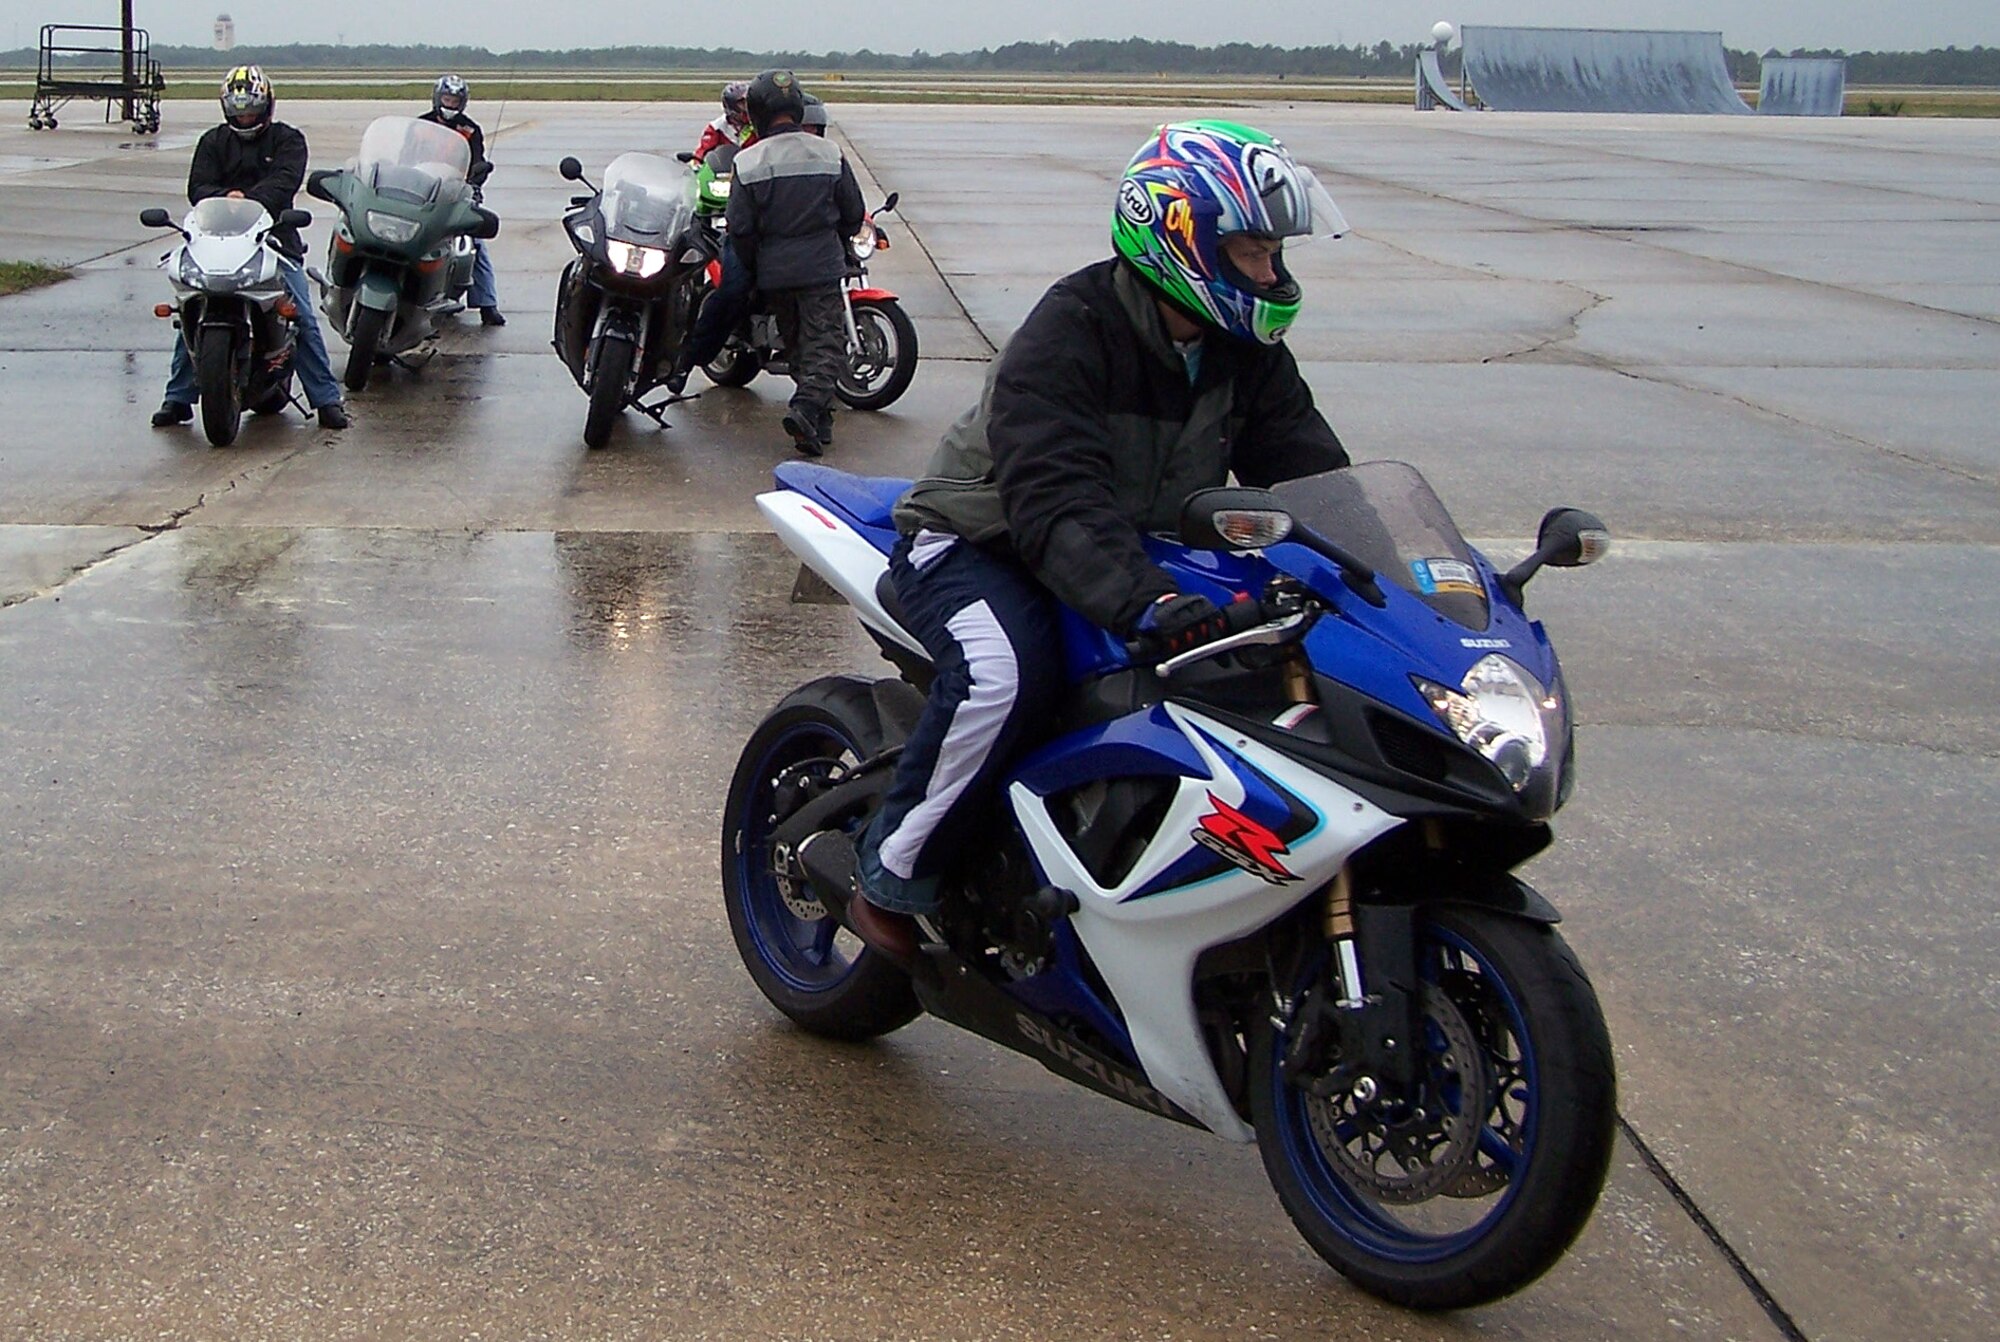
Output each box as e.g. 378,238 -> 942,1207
559,156 -> 584,181
467,207 -> 501,240
675,150 -> 695,163
1500,507 -> 1611,605
1179,487 -> 1293,551
305,168 -> 338,203
1533,508 -> 1611,568
275,208 -> 312,230
138,207 -> 172,229
881,191 -> 900,213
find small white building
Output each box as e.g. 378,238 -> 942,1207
214,14 -> 236,51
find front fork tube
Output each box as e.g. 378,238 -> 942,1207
1283,868 -> 1424,1096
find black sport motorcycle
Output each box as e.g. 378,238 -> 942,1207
553,152 -> 714,449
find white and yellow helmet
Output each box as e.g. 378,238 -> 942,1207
220,65 -> 273,138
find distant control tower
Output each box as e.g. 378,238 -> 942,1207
214,13 -> 235,51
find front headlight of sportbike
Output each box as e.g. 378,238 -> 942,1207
605,239 -> 668,278
850,225 -> 877,261
365,210 -> 422,244
1415,655 -> 1565,795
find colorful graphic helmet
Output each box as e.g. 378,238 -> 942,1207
721,80 -> 751,130
433,73 -> 469,117
1112,121 -> 1347,345
220,65 -> 273,139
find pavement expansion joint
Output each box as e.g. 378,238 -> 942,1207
1618,1115 -> 1812,1341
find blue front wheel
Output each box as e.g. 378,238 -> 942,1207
1249,904 -> 1615,1309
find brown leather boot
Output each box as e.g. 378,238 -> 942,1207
846,889 -> 919,964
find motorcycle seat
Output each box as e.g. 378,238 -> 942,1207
774,463 -> 910,535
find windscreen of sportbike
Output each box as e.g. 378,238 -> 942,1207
355,115 -> 471,204
599,152 -> 698,247
1272,461 -> 1491,629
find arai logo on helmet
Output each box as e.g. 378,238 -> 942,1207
1117,178 -> 1156,226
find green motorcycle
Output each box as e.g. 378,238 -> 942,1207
306,115 -> 499,392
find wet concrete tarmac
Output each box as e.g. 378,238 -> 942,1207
3,103 -> 1997,1339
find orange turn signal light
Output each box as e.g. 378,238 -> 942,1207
153,303 -> 174,318
276,298 -> 298,319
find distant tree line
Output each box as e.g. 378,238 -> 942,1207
12,37 -> 2000,86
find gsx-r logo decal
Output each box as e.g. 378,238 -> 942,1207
1191,792 -> 1300,885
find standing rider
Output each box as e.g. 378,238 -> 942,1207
846,121 -> 1351,958
710,70 -> 862,456
151,66 -> 349,430
419,74 -> 505,327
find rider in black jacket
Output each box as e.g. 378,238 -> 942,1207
721,70 -> 864,455
419,74 -> 504,326
152,66 -> 348,430
846,121 -> 1350,960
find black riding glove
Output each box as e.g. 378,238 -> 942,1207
1133,593 -> 1228,660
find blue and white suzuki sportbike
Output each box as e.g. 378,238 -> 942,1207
723,459 -> 1615,1309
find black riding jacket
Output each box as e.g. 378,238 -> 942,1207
725,122 -> 864,292
419,108 -> 489,178
187,120 -> 310,252
895,259 -> 1349,634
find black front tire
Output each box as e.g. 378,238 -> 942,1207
1249,905 -> 1616,1310
721,676 -> 920,1041
195,331 -> 242,446
344,304 -> 388,392
835,299 -> 919,411
583,333 -> 635,449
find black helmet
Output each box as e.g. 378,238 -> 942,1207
745,69 -> 805,136
800,92 -> 828,135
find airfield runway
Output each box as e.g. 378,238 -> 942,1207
1,101 -> 1996,1339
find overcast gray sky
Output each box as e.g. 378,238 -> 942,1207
4,2 -> 1992,55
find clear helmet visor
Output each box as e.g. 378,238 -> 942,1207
1257,160 -> 1347,244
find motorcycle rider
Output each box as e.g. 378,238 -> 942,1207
846,121 -> 1350,959
714,69 -> 863,456
151,66 -> 349,430
691,80 -> 755,164
419,74 -> 505,327
665,85 -> 838,403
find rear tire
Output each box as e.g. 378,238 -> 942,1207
702,343 -> 762,388
1249,905 -> 1615,1310
195,330 -> 242,447
583,333 -> 635,449
344,304 -> 387,392
721,676 -> 920,1041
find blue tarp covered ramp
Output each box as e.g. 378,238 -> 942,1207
1462,26 -> 1753,114
1758,58 -> 1846,116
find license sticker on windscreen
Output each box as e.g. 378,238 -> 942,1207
1411,558 -> 1481,596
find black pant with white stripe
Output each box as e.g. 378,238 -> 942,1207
857,532 -> 1067,915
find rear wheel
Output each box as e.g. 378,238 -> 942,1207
344,304 -> 387,392
835,299 -> 918,411
702,342 -> 762,388
721,676 -> 920,1040
1249,905 -> 1616,1310
583,332 -> 635,449
195,330 -> 242,446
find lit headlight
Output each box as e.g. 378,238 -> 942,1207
850,226 -> 877,261
365,210 -> 422,244
606,239 -> 668,278
1416,655 -> 1564,794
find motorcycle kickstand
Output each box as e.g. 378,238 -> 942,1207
636,390 -> 700,427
